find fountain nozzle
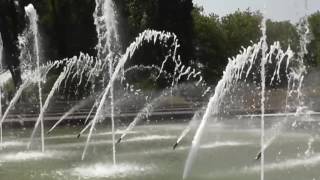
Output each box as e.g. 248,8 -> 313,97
255,151 -> 262,160
116,138 -> 122,144
173,142 -> 179,150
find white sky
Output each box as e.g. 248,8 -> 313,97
193,0 -> 320,23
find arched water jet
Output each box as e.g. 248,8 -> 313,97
0,61 -> 60,148
0,80 -> 33,126
182,42 -> 261,179
75,95 -> 132,139
81,30 -> 202,160
173,109 -> 203,150
28,54 -> 99,149
117,83 -> 202,144
48,91 -> 128,136
28,67 -> 71,150
181,29 -> 299,178
181,29 -> 305,180
47,95 -> 96,135
254,12 -> 311,161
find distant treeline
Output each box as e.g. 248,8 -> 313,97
0,0 -> 320,88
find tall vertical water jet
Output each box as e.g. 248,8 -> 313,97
24,4 -> 44,152
259,15 -> 268,180
0,33 -> 3,149
254,0 -> 310,162
181,25 -> 295,178
94,0 -> 120,165
0,33 -> 3,71
294,0 -> 309,115
255,44 -> 294,160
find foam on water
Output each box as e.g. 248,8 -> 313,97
200,141 -> 252,149
208,154 -> 320,178
176,141 -> 252,151
46,130 -> 139,140
0,141 -> 25,148
123,141 -> 253,157
71,163 -> 152,178
243,154 -> 320,173
0,71 -> 11,86
51,135 -> 172,149
124,135 -> 175,142
97,130 -> 139,136
0,151 -> 68,162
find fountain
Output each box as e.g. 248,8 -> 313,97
0,0 -> 319,180
117,83 -> 202,144
23,4 -> 46,152
0,32 -> 3,148
80,29 -> 202,160
181,16 -> 306,179
93,0 -> 121,165
0,0 -> 202,164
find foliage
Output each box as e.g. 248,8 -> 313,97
266,20 -> 299,52
0,0 -> 319,91
308,11 -> 320,65
220,10 -> 262,57
192,7 -> 227,83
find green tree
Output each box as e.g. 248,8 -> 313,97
192,7 -> 227,83
36,0 -> 96,59
0,0 -> 25,88
117,0 -> 194,65
266,20 -> 299,52
308,11 -> 320,66
221,10 -> 262,58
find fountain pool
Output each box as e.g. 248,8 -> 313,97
0,115 -> 319,180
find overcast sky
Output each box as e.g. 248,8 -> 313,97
193,0 -> 320,23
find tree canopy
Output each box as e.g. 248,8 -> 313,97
0,0 -> 319,89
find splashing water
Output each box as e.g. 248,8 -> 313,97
24,4 -> 45,152
254,1 -> 311,163
0,150 -> 70,162
0,56 -> 63,144
0,33 -> 3,148
304,136 -> 315,157
182,19 -> 299,178
81,30 -> 179,160
81,30 -> 202,160
1,3 -> 203,165
0,80 -> 33,126
173,109 -> 203,150
28,67 -> 70,150
71,163 -> 152,179
182,42 -> 261,179
117,84 -> 201,144
259,15 -> 268,180
47,96 -> 95,134
94,0 -> 121,165
0,32 -> 3,71
28,54 -> 102,149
